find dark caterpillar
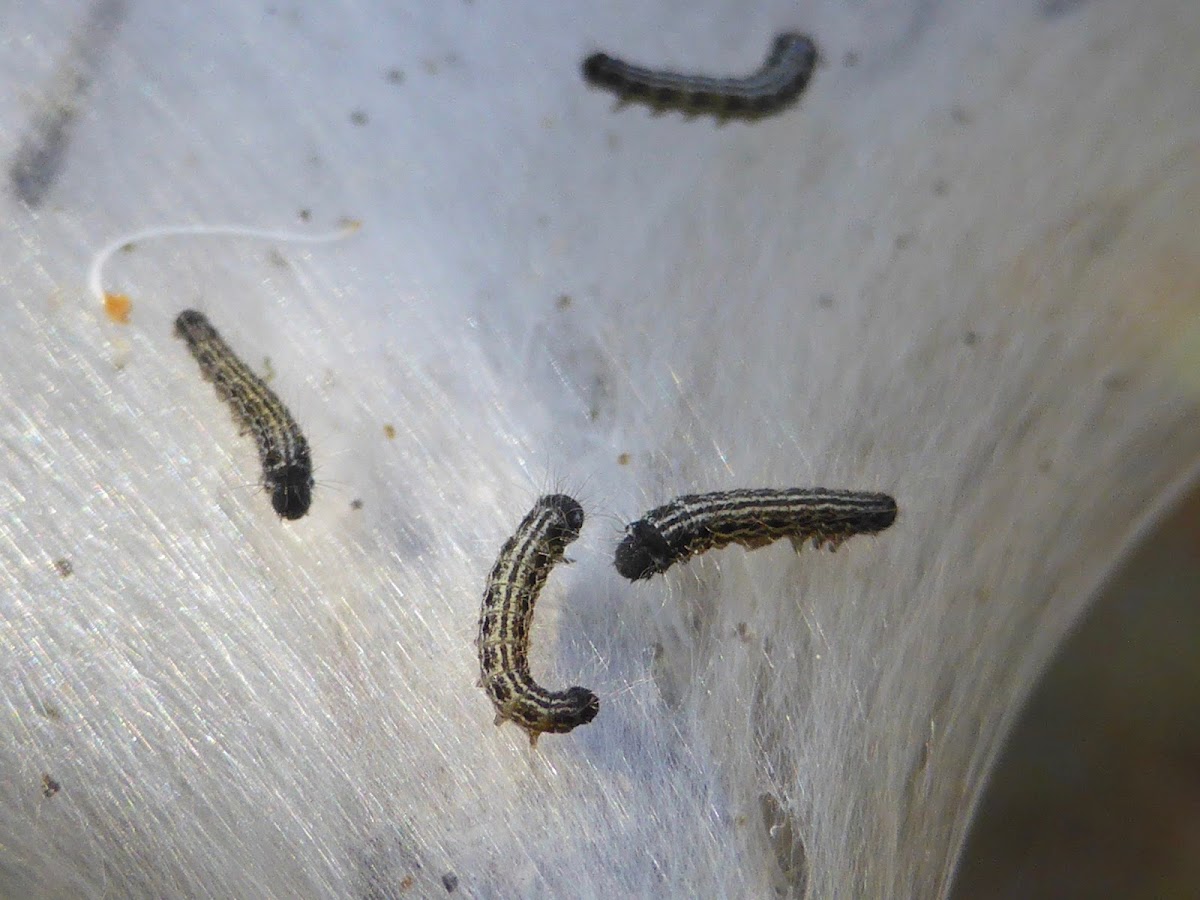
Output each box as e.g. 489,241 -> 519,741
174,310 -> 313,520
582,32 -> 819,121
477,495 -> 599,747
615,488 -> 897,581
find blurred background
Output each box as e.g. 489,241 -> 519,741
955,487 -> 1200,898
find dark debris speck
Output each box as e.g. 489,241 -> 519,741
41,774 -> 60,798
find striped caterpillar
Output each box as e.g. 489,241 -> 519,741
173,310 -> 314,520
614,488 -> 898,581
477,494 -> 599,747
582,32 -> 819,121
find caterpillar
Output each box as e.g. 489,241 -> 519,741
477,494 -> 599,747
614,488 -> 898,581
582,32 -> 819,121
173,310 -> 314,520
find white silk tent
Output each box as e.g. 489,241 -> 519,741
1,1 -> 1198,896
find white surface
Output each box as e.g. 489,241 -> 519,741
2,0 -> 1198,896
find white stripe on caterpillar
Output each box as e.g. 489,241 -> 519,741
615,488 -> 897,580
582,32 -> 819,121
173,309 -> 314,520
477,494 -> 599,747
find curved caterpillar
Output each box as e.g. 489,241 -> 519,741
582,32 -> 819,121
174,310 -> 313,520
477,495 -> 599,747
615,488 -> 897,581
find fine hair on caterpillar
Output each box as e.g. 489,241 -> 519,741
582,32 -> 819,121
477,494 -> 600,747
614,488 -> 898,581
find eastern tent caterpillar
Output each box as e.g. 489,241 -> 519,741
477,494 -> 599,747
614,488 -> 897,581
582,32 -> 819,121
173,310 -> 314,520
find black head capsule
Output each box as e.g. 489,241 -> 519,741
557,687 -> 601,729
771,33 -> 819,69
581,53 -> 623,88
854,496 -> 898,533
613,519 -> 674,581
541,494 -> 586,542
269,462 -> 314,520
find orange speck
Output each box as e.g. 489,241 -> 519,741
104,293 -> 132,324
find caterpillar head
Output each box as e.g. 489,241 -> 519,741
270,464 -> 314,520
